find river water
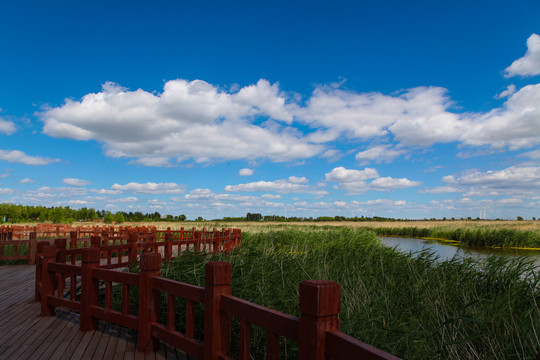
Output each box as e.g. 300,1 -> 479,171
380,236 -> 540,269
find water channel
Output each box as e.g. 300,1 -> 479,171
380,236 -> 540,269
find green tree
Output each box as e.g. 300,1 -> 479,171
104,211 -> 114,224
113,212 -> 125,224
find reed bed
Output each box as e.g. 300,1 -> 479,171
161,227 -> 539,359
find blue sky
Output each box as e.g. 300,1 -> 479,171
1,0 -> 540,220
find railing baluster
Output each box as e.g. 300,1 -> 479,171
239,319 -> 251,360
186,299 -> 195,338
167,294 -> 175,331
122,284 -> 130,314
266,332 -> 279,360
105,280 -> 112,310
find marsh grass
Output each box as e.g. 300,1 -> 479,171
0,243 -> 30,265
162,227 -> 539,359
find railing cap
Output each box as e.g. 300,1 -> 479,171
140,252 -> 161,271
205,261 -> 232,285
299,279 -> 341,317
43,244 -> 57,258
82,247 -> 101,263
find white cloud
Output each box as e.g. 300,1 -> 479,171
19,178 -> 35,184
67,199 -> 88,205
233,79 -> 293,123
184,188 -> 215,200
355,145 -> 406,164
0,117 -> 16,135
369,177 -> 421,190
117,197 -> 138,202
420,186 -> 462,194
0,149 -> 60,165
325,166 -> 420,194
91,189 -> 122,195
41,79 -> 321,165
497,198 -> 523,205
225,176 -> 323,194
239,168 -> 254,176
325,167 -> 379,183
495,84 -> 516,99
62,178 -> 91,186
111,182 -> 186,194
261,194 -> 281,199
297,85 -> 464,147
518,149 -> 540,159
505,33 -> 540,77
443,166 -> 540,195
461,84 -> 540,150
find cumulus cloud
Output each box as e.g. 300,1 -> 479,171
518,149 -> 540,159
239,168 -> 254,176
325,166 -> 420,194
505,33 -> 540,77
19,178 -> 35,184
0,149 -> 60,165
261,193 -> 281,199
38,42 -> 540,164
0,117 -> 16,135
355,145 -> 406,164
40,79 -> 321,165
369,177 -> 421,190
420,186 -> 462,194
461,84 -> 540,150
325,167 -> 379,183
443,166 -> 540,196
225,176 -> 324,194
63,178 -> 91,186
111,182 -> 186,194
296,85 -> 464,146
495,84 -> 516,99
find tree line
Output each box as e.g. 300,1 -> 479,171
0,204 -> 187,224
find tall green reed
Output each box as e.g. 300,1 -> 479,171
162,227 -> 540,359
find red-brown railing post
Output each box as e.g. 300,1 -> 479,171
70,231 -> 78,249
212,230 -> 219,253
164,232 -> 172,259
80,247 -> 100,331
35,241 -> 48,301
54,238 -> 67,263
298,280 -> 341,360
41,244 -> 57,316
128,232 -> 138,264
138,252 -> 162,352
28,231 -> 37,265
203,261 -> 232,360
90,235 -> 101,248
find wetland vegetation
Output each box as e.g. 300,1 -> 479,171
162,227 -> 540,359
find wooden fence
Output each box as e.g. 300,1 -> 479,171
0,223 -> 175,240
0,226 -> 241,265
36,243 -> 402,360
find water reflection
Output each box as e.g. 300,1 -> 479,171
380,237 -> 540,268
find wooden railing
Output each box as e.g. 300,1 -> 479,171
37,245 -> 402,360
1,226 -> 241,265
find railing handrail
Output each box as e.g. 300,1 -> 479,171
1,226 -> 241,264
37,246 -> 402,360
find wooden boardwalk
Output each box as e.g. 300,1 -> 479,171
0,265 -> 191,360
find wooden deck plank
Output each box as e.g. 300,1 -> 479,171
0,265 -> 191,360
